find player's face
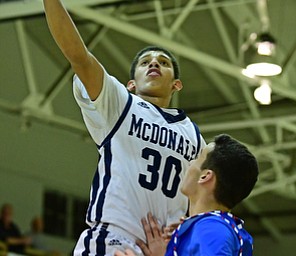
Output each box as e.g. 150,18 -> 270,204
1,205 -> 13,224
180,143 -> 215,197
130,51 -> 181,97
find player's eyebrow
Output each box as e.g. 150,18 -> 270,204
139,52 -> 171,61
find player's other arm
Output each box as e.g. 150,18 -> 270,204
43,0 -> 103,100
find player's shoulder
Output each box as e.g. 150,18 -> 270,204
193,214 -> 235,235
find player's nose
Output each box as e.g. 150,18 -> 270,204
149,59 -> 160,68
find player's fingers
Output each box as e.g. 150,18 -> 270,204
147,212 -> 161,238
167,222 -> 180,231
162,222 -> 179,241
141,217 -> 153,241
161,232 -> 171,241
136,239 -> 151,256
153,215 -> 164,236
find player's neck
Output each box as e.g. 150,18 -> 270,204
189,197 -> 230,216
138,94 -> 171,108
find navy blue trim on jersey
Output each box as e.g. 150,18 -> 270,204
152,104 -> 187,123
87,94 -> 132,223
98,93 -> 133,149
192,122 -> 201,158
86,169 -> 100,223
95,141 -> 112,222
86,141 -> 113,223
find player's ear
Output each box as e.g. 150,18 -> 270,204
127,80 -> 136,92
173,79 -> 183,92
198,170 -> 214,184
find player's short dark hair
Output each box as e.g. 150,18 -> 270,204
201,134 -> 258,209
130,46 -> 180,80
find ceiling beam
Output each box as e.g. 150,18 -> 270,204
207,0 -> 237,62
40,25 -> 109,109
198,114 -> 296,132
256,0 -> 270,32
243,200 -> 282,241
153,0 -> 166,35
167,0 -> 200,38
0,0 -> 123,20
208,0 -> 271,144
249,173 -> 296,198
179,31 -> 239,103
15,19 -> 38,95
66,11 -> 237,81
68,6 -> 257,83
123,0 -> 258,22
67,6 -> 296,102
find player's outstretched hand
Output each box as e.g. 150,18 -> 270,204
135,212 -> 166,256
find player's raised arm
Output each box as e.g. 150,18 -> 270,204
43,0 -> 103,100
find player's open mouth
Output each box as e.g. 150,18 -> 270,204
147,68 -> 161,76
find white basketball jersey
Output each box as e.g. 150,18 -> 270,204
73,70 -> 206,242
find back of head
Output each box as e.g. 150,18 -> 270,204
130,45 -> 180,80
201,134 -> 258,209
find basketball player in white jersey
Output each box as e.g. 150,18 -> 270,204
43,1 -> 206,255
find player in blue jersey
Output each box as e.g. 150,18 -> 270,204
43,1 -> 206,255
115,134 -> 259,256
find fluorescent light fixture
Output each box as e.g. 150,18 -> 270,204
245,33 -> 282,77
246,62 -> 282,77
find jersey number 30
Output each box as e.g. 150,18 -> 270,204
138,147 -> 182,198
